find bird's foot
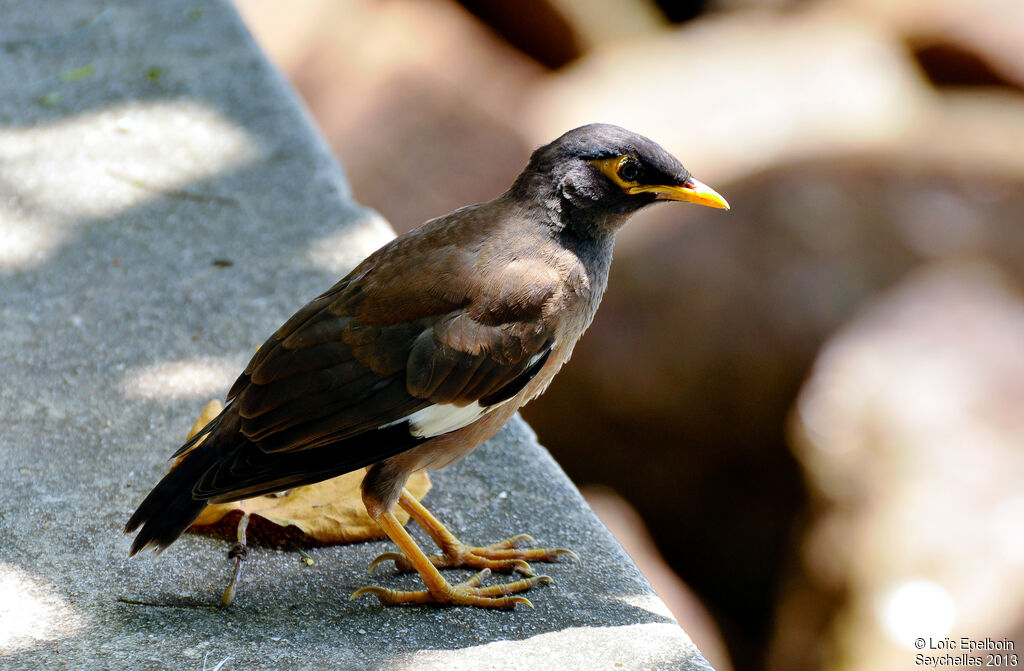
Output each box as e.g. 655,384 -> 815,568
369,533 -> 578,576
351,568 -> 551,609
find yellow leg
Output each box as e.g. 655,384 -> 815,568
351,510 -> 551,609
368,488 -> 579,577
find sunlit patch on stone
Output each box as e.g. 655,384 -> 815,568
121,356 -> 239,401
0,100 -> 258,270
307,210 -> 396,275
0,563 -> 85,652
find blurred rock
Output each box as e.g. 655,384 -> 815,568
853,0 -> 1024,90
523,9 -> 932,185
709,0 -> 799,10
783,263 -> 1024,671
454,0 -> 581,68
235,0 -> 540,233
523,104 -> 1024,667
458,0 -> 672,69
545,0 -> 669,50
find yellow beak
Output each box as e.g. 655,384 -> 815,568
627,177 -> 730,210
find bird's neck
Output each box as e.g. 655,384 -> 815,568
560,223 -> 614,295
501,181 -> 620,299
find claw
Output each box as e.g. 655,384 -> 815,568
512,596 -> 534,610
367,551 -> 407,574
555,548 -> 581,565
511,559 -> 534,576
350,567 -> 549,609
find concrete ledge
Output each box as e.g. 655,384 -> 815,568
0,1 -> 713,668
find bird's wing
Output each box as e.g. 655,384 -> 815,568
220,235 -> 561,455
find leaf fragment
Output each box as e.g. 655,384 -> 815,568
59,64 -> 95,82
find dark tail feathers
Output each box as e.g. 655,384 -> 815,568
124,440 -> 220,556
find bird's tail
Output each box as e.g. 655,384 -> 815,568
124,414 -> 228,556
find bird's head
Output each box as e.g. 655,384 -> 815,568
513,123 -> 728,237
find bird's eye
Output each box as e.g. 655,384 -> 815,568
617,157 -> 641,183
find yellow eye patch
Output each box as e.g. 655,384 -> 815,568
590,155 -> 642,189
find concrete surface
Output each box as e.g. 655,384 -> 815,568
0,1 -> 714,669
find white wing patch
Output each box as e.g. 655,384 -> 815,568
385,400 -> 510,439
385,347 -> 550,439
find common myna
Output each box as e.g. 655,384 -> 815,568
125,123 -> 728,609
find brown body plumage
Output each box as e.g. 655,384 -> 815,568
126,124 -> 728,608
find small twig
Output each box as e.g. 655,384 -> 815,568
202,652 -> 232,671
105,168 -> 259,233
220,512 -> 250,607
105,168 -> 241,205
0,7 -> 111,48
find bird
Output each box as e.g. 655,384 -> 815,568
125,123 -> 729,609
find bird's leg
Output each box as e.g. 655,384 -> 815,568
351,507 -> 550,609
368,488 -> 578,577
